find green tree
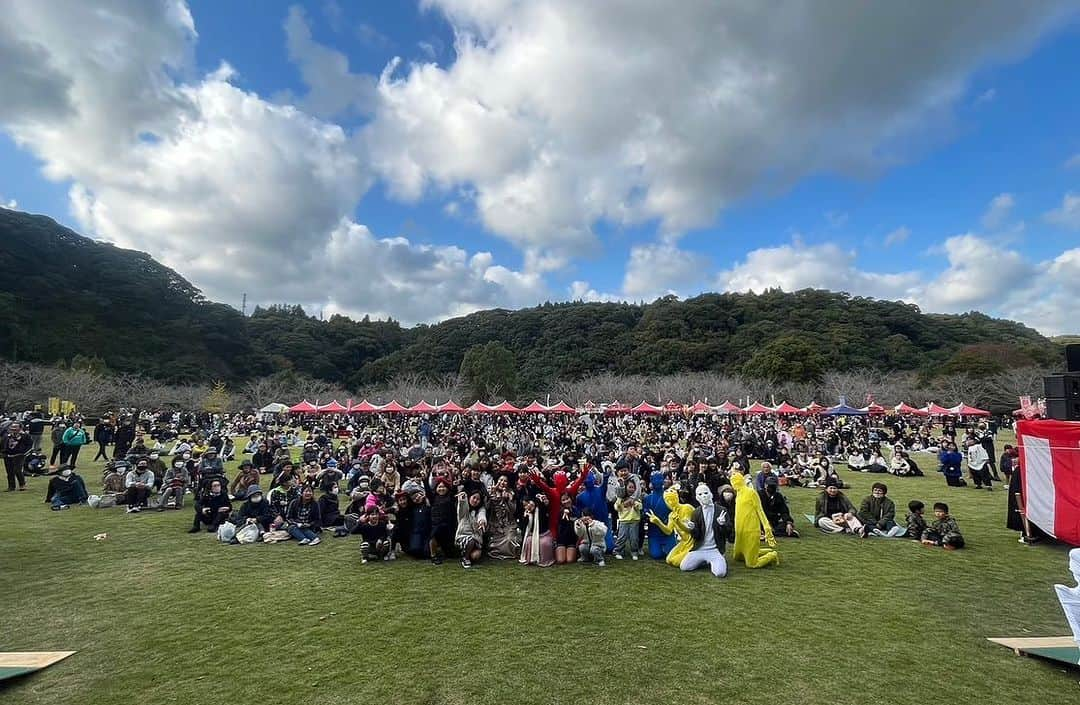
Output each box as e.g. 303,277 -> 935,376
742,335 -> 826,383
459,341 -> 517,402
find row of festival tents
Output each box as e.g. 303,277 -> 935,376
280,399 -> 991,417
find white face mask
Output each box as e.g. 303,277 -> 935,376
61,469 -> 72,478
722,492 -> 734,501
695,484 -> 713,507
250,496 -> 262,504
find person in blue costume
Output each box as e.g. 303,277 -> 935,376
642,471 -> 675,559
576,466 -> 614,552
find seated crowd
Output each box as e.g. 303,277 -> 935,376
0,407 -> 989,564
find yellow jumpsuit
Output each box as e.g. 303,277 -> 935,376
647,485 -> 695,568
729,471 -> 779,568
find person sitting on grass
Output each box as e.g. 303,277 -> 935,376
235,486 -> 274,537
814,477 -> 861,534
45,464 -> 88,510
286,485 -> 322,545
456,489 -> 487,568
229,460 -> 260,500
921,502 -> 964,550
267,476 -> 298,524
357,509 -> 391,563
189,479 -> 232,533
158,458 -> 190,511
759,475 -> 799,537
905,500 -> 928,540
124,458 -> 155,513
318,483 -> 343,527
574,508 -> 608,567
857,482 -> 907,537
428,478 -> 457,565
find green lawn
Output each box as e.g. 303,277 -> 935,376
1,431 -> 1078,705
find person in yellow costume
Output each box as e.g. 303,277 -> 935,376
646,484 -> 695,567
729,471 -> 780,568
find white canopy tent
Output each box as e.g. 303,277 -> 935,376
258,402 -> 289,414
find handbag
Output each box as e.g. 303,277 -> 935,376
235,523 -> 260,544
217,521 -> 237,543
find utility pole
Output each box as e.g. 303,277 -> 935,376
241,293 -> 247,316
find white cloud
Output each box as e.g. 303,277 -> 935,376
981,192 -> 1015,229
282,5 -> 378,119
1066,153 -> 1080,169
362,0 -> 1069,265
884,226 -> 910,246
622,244 -> 710,299
916,234 -> 1034,311
1044,191 -> 1080,229
1,197 -> 16,210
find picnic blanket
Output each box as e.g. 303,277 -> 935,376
0,652 -> 76,682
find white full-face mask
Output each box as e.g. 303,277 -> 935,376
695,483 -> 713,507
60,468 -> 73,478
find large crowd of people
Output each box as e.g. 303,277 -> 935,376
1,407 -> 1016,569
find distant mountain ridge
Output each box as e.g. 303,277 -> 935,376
0,208 -> 1062,392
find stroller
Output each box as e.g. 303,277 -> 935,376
24,451 -> 48,476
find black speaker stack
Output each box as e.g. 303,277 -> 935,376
1044,344 -> 1080,421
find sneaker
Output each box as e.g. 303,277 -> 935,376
59,504 -> 69,510
386,551 -> 397,561
615,553 -> 624,560
576,556 -> 586,563
298,538 -> 310,545
361,558 -> 368,564
597,560 -> 606,567
309,537 -> 321,546
126,506 -> 138,513
461,557 -> 472,569
631,554 -> 639,561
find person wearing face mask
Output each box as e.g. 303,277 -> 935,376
189,479 -> 233,533
45,464 -> 88,509
158,458 -> 191,511
318,483 -> 343,527
235,486 -> 274,535
758,475 -> 798,537
124,459 -> 155,513
679,483 -> 729,577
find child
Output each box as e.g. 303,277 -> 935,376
456,490 -> 487,569
905,500 -> 927,541
574,509 -> 608,567
614,490 -> 642,560
357,510 -> 391,563
921,502 -> 964,550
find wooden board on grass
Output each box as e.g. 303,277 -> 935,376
0,651 -> 76,682
987,637 -> 1080,667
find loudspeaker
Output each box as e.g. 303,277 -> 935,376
1046,397 -> 1080,421
1044,373 -> 1080,400
1068,344 -> 1080,373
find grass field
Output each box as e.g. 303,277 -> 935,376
1,431 -> 1078,705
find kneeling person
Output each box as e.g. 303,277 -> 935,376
680,483 -> 729,577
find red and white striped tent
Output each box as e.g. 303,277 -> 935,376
1017,419 -> 1080,546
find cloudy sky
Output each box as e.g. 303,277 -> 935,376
1,1 -> 1078,333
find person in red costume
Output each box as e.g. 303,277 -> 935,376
529,463 -> 588,537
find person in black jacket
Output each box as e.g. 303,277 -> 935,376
45,465 -> 88,508
759,476 -> 799,537
680,483 -> 730,577
113,419 -> 135,460
235,486 -> 275,534
188,479 -> 232,533
27,413 -> 46,453
3,422 -> 31,491
93,421 -> 113,462
286,485 -> 323,545
428,478 -> 457,564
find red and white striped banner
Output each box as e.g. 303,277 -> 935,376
1017,420 -> 1080,546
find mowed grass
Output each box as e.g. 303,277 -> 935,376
1,431 -> 1078,705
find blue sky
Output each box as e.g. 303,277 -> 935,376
1,1 -> 1077,332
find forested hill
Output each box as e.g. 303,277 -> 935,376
0,208 -> 1062,390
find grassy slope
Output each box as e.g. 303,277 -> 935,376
0,431 -> 1077,705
